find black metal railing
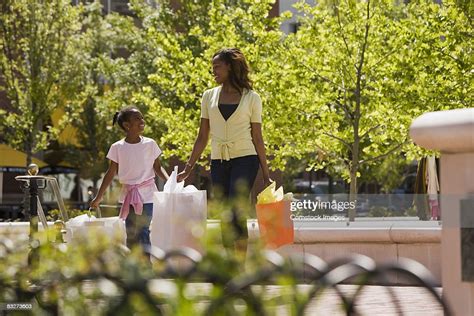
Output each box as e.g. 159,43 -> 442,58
0,237 -> 451,315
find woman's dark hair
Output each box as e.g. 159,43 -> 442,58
112,106 -> 139,130
213,48 -> 252,94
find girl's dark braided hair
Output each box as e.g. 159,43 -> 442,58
112,106 -> 139,131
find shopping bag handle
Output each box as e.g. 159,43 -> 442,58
88,206 -> 102,218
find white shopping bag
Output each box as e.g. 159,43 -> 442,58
65,213 -> 127,245
150,166 -> 207,254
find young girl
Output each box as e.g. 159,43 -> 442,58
90,106 -> 168,248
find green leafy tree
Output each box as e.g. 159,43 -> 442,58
269,0 -> 471,209
130,0 -> 286,169
131,0 -> 471,194
0,0 -> 82,166
61,1 -> 158,190
124,0 -> 472,218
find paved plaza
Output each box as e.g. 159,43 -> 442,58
146,282 -> 444,315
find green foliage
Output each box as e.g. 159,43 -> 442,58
0,0 -> 83,165
130,0 -> 283,166
367,205 -> 419,217
269,0 -> 471,193
0,218 -> 447,313
128,0 -> 471,194
367,206 -> 397,217
61,1 -> 148,182
0,229 -> 309,315
1,0 -> 471,192
358,153 -> 413,193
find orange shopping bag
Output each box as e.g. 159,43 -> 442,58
256,200 -> 294,249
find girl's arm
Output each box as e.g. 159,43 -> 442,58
90,161 -> 118,208
177,118 -> 210,182
153,158 -> 169,181
251,122 -> 272,188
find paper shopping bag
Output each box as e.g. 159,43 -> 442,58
150,165 -> 207,269
150,166 -> 207,254
256,200 -> 294,249
151,191 -> 207,253
151,190 -> 206,270
65,214 -> 126,245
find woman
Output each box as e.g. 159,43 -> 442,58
178,48 -> 271,255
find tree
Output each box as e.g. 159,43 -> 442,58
61,1 -> 146,188
267,0 -> 471,217
0,0 -> 82,166
130,0 -> 286,168
130,0 -> 471,216
6,0 -> 463,207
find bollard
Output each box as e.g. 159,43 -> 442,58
26,164 -> 40,266
15,164 -> 49,265
15,164 -> 70,265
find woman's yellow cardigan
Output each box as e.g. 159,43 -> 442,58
201,86 -> 262,161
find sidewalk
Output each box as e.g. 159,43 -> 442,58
146,282 -> 444,315
268,284 -> 443,315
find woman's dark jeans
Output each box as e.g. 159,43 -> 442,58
211,155 -> 260,248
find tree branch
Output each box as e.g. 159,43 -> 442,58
354,0 -> 371,124
435,47 -> 466,68
334,3 -> 353,60
354,0 -> 372,89
314,143 -> 351,167
367,43 -> 404,72
357,0 -> 371,74
334,98 -> 353,122
0,16 -> 21,110
323,131 -> 352,151
359,140 -> 407,165
306,126 -> 351,167
300,63 -> 348,92
360,124 -> 381,140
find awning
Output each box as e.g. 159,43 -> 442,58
0,144 -> 48,170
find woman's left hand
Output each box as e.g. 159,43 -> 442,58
177,167 -> 192,182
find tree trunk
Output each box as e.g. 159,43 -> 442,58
348,164 -> 358,221
349,170 -> 358,196
347,0 -> 370,222
349,112 -> 360,221
25,133 -> 33,168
